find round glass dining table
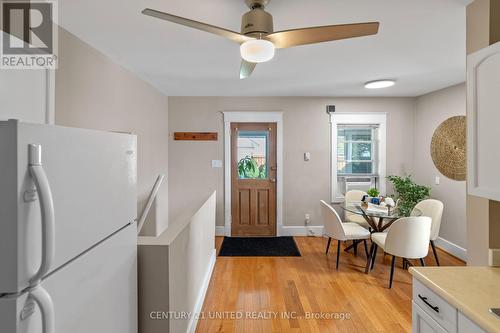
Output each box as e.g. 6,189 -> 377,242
341,202 -> 422,274
340,202 -> 422,232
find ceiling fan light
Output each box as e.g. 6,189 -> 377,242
364,80 -> 396,89
240,39 -> 275,63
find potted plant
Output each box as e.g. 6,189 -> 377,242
386,175 -> 431,217
366,187 -> 381,204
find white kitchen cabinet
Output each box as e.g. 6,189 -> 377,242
467,41 -> 500,201
458,312 -> 487,333
412,277 -> 490,333
413,301 -> 448,333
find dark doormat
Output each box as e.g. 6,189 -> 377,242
218,236 -> 301,257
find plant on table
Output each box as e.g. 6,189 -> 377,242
367,187 -> 380,198
386,175 -> 431,217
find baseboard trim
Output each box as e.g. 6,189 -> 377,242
434,237 -> 467,262
279,225 -> 325,237
215,226 -> 226,236
216,225 -> 325,237
187,249 -> 216,333
218,226 -> 466,261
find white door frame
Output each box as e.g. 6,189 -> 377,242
223,111 -> 283,236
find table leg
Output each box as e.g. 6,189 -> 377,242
377,217 -> 384,230
380,218 -> 398,232
362,213 -> 378,231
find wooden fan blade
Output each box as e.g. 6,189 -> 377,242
240,60 -> 257,79
142,8 -> 254,44
265,22 -> 379,49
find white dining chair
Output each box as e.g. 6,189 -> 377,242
411,199 -> 444,266
344,190 -> 370,228
366,216 -> 432,288
320,200 -> 371,269
344,190 -> 370,255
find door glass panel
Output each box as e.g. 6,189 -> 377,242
237,130 -> 269,179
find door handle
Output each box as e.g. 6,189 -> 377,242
30,285 -> 55,333
270,178 -> 276,183
28,144 -> 55,286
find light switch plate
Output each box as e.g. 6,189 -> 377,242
489,248 -> 500,266
211,160 -> 223,168
435,176 -> 440,185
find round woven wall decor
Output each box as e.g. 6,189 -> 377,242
430,116 -> 466,181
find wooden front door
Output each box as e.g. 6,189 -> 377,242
231,123 -> 277,236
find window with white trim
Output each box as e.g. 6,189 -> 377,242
337,126 -> 378,175
330,113 -> 387,203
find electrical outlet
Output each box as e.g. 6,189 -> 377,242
305,214 -> 311,225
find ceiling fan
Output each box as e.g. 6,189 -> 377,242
142,0 -> 379,79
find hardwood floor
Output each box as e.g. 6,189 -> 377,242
196,236 -> 464,333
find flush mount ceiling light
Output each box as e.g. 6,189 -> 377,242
240,39 -> 275,63
364,79 -> 396,89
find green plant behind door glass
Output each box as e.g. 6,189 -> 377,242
238,156 -> 267,179
237,130 -> 268,179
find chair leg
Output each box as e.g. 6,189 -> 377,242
365,242 -> 375,274
420,258 -> 426,266
430,240 -> 440,266
363,240 -> 369,257
325,237 -> 332,255
402,258 -> 407,270
370,244 -> 378,270
389,255 -> 396,289
353,240 -> 358,256
336,240 -> 341,270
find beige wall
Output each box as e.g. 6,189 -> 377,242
414,84 -> 467,250
491,0 -> 500,44
0,67 -> 48,124
168,97 -> 416,229
55,28 -> 169,236
467,0 -> 491,54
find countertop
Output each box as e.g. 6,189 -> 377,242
410,266 -> 500,333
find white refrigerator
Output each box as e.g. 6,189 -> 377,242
0,120 -> 138,333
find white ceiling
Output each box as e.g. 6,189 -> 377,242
58,0 -> 468,97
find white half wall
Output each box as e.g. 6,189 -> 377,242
138,191 -> 216,333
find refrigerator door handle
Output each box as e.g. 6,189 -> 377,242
29,285 -> 55,333
29,144 -> 56,285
